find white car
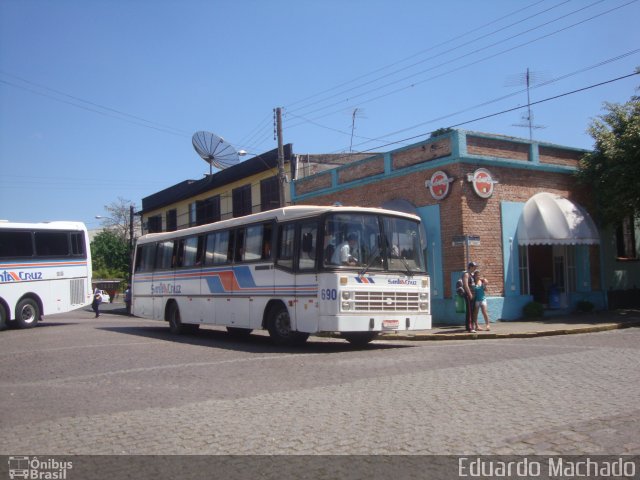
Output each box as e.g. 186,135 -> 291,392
98,290 -> 111,303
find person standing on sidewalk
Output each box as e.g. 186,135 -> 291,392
472,270 -> 490,331
462,262 -> 478,332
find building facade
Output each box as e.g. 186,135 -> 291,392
292,129 -> 612,324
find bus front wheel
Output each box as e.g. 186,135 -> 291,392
167,303 -> 199,335
267,305 -> 309,346
15,298 -> 39,329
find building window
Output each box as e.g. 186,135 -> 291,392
197,196 -> 220,225
232,184 -> 252,218
616,216 -> 637,259
147,215 -> 162,233
260,176 -> 280,211
166,209 -> 177,232
189,203 -> 197,227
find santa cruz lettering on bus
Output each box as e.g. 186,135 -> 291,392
151,283 -> 182,295
0,270 -> 44,282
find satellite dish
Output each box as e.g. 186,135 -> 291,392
192,131 -> 240,174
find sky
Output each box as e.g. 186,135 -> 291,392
1,0 -> 639,230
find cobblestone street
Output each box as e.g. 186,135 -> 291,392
1,309 -> 639,456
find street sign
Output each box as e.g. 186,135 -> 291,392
452,235 -> 480,246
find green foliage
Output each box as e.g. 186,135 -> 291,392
576,91 -> 640,226
91,230 -> 130,280
523,301 -> 544,319
430,127 -> 453,138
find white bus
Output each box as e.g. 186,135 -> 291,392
132,206 -> 431,345
0,221 -> 93,329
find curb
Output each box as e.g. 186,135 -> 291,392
378,319 -> 640,341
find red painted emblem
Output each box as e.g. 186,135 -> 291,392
425,170 -> 453,200
469,168 -> 497,198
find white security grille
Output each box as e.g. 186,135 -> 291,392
353,291 -> 421,312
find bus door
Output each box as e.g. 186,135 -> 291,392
295,221 -> 320,333
152,240 -> 175,321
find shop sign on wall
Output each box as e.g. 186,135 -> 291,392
425,170 -> 454,200
467,168 -> 498,198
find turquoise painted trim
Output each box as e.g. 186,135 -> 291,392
384,152 -> 392,174
452,130 -> 465,157
460,155 -> 576,173
458,129 -> 589,154
575,245 -> 591,292
530,143 -> 539,164
501,201 -> 525,298
417,205 -> 443,300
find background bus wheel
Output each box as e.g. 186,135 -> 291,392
342,332 -> 379,346
0,304 -> 7,330
15,298 -> 39,329
226,327 -> 253,338
167,303 -> 199,335
267,305 -> 309,346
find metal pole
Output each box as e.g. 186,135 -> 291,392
275,107 -> 286,207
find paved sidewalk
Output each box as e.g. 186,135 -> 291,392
381,308 -> 640,340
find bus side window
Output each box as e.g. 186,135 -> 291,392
298,221 -> 318,271
276,223 -> 295,270
156,241 -> 174,270
205,231 -> 230,265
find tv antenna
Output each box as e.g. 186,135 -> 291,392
192,131 -> 240,175
506,68 -> 546,140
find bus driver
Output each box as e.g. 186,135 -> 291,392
334,233 -> 359,266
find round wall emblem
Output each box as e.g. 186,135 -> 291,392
469,168 -> 497,198
425,170 -> 454,200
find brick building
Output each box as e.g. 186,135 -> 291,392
292,129 -> 605,324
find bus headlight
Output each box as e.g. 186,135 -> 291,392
341,301 -> 352,311
341,291 -> 352,300
419,302 -> 429,311
419,292 -> 428,301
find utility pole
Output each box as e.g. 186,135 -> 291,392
275,107 -> 286,207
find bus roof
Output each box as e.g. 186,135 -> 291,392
0,221 -> 88,231
137,205 -> 421,244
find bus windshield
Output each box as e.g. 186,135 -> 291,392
322,212 -> 425,273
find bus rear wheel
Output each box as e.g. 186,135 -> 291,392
267,305 -> 309,346
342,331 -> 379,346
15,298 -> 39,329
0,304 -> 7,330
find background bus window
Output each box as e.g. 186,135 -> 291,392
135,244 -> 156,272
277,224 -> 295,270
155,241 -> 174,270
70,232 -> 86,257
0,231 -> 34,258
35,231 -> 69,256
243,225 -> 264,261
178,236 -> 201,267
205,231 -> 230,265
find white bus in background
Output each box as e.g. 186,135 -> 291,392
132,206 -> 431,346
0,221 -> 93,329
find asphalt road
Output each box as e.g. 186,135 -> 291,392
1,305 -> 639,456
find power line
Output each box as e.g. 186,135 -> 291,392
284,0 -> 555,111
339,49 -> 640,152
285,0 -> 634,126
348,71 -> 640,155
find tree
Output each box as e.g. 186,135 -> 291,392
98,197 -> 140,244
576,89 -> 640,226
91,230 -> 130,280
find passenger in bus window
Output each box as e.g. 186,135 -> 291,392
335,233 -> 359,266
